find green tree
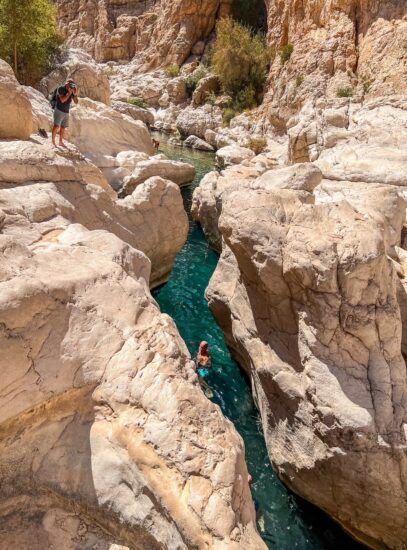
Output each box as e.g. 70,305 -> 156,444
211,18 -> 269,111
0,0 -> 61,84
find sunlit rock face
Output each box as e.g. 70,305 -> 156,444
53,0 -> 232,65
263,0 -> 407,126
203,162 -> 407,550
0,76 -> 264,548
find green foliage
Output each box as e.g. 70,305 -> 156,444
127,96 -> 148,109
0,0 -> 62,85
205,91 -> 217,105
279,43 -> 294,64
211,18 -> 269,110
185,67 -> 207,97
336,86 -> 353,98
222,107 -> 238,126
165,64 -> 180,77
295,74 -> 304,87
360,74 -> 373,94
247,137 -> 267,154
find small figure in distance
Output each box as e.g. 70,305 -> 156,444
152,138 -> 160,150
195,341 -> 211,371
194,341 -> 213,398
51,79 -> 79,148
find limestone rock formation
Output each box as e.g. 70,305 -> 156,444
0,139 -> 187,287
68,98 -> 154,185
191,146 -> 286,251
0,60 -> 33,139
112,100 -> 154,126
176,104 -> 223,139
39,49 -> 111,105
24,86 -> 54,132
119,155 -> 196,197
53,0 -> 232,67
264,0 -> 407,126
216,145 -> 255,169
184,135 -> 215,151
200,160 -> 407,548
0,128 -> 265,548
192,74 -> 220,107
288,97 -> 407,183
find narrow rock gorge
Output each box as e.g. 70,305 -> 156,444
1,0 -> 407,548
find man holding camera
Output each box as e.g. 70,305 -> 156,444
51,79 -> 79,148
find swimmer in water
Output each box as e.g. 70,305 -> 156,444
194,341 -> 213,398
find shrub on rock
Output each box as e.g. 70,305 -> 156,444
211,18 -> 269,110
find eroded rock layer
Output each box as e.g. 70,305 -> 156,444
53,0 -> 231,66
194,97 -> 407,546
0,63 -> 264,549
264,0 -> 407,126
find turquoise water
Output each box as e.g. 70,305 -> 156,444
153,137 -> 363,550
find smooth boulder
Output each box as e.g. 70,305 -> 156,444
0,59 -> 33,139
120,156 -> 196,197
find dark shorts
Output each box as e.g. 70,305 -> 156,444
53,108 -> 69,128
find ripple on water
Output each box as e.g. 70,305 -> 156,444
152,136 -> 363,550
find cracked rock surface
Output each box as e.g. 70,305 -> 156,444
201,159 -> 407,548
0,138 -> 264,549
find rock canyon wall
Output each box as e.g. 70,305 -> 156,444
264,0 -> 407,127
193,95 -> 407,549
0,61 -> 265,549
53,0 -> 231,66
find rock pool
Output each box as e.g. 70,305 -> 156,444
153,137 -> 363,550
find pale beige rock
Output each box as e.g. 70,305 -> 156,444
184,135 -> 215,151
192,161 -> 314,252
216,145 -> 255,169
39,49 -> 111,105
153,104 -> 182,133
53,0 -> 231,67
67,98 -> 154,185
0,133 -> 264,549
120,156 -> 196,197
176,104 -> 223,139
203,170 -> 407,549
264,0 -> 407,126
289,97 -> 407,190
0,59 -> 33,139
0,140 -> 186,287
112,100 -> 154,126
0,139 -> 113,196
192,74 -> 219,107
24,86 -> 53,132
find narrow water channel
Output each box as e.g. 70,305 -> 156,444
153,136 -> 363,550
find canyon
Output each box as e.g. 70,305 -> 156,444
0,0 -> 406,549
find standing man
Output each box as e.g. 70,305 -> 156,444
52,79 -> 78,148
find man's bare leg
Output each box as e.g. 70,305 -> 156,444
52,125 -> 60,147
59,126 -> 66,147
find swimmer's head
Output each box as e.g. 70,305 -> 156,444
199,341 -> 208,352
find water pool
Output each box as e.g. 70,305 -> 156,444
153,137 -> 363,550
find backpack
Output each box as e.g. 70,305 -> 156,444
49,87 -> 58,109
